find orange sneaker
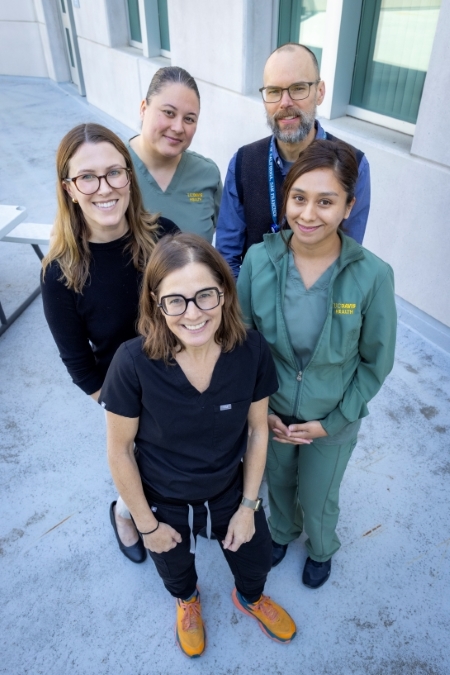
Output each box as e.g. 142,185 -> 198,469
232,588 -> 296,643
175,591 -> 205,658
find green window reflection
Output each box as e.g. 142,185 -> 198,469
127,0 -> 142,44
278,0 -> 328,70
158,0 -> 170,52
351,0 -> 441,124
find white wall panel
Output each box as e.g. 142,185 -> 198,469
412,0 -> 450,168
71,0 -> 112,46
33,0 -> 45,24
0,0 -> 36,22
168,0 -> 246,92
34,0 -> 70,82
78,40 -> 141,129
323,117 -> 450,328
0,22 -> 48,77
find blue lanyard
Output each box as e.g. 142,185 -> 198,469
268,143 -> 280,233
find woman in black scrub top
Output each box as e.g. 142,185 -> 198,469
100,233 -> 296,658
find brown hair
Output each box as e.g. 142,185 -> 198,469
139,233 -> 246,361
280,139 -> 358,241
42,123 -> 160,292
146,66 -> 200,104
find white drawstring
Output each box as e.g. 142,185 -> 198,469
187,501 -> 212,554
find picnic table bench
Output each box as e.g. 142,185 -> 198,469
0,205 -> 52,336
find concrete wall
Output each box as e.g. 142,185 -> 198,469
0,0 -> 48,77
322,117 -> 450,329
0,0 -> 449,332
411,0 -> 450,168
35,0 -> 70,82
0,0 -> 69,81
168,0 -> 273,95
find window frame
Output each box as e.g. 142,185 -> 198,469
126,0 -> 171,58
276,0 -> 439,135
277,0 -> 328,70
157,0 -> 171,57
127,0 -> 143,49
349,0 -> 439,129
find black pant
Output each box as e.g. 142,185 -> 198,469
146,479 -> 272,601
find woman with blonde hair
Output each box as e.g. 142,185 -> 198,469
100,233 -> 296,658
41,122 -> 178,563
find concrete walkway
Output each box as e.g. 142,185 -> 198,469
1,76 -> 449,675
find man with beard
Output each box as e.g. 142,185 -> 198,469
216,43 -> 370,277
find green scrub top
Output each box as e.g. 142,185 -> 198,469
283,251 -> 361,445
128,142 -> 222,243
284,251 -> 336,371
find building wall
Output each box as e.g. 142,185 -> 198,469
1,0 -> 449,332
0,0 -> 70,80
322,117 -> 450,329
0,0 -> 48,77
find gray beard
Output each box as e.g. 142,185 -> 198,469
266,107 -> 316,144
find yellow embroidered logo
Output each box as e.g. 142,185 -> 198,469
334,303 -> 357,315
187,192 -> 203,202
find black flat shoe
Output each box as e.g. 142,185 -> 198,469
271,540 -> 288,568
109,501 -> 147,563
302,557 -> 331,588
198,526 -> 217,540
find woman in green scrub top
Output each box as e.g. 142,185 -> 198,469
237,140 -> 397,589
128,66 -> 222,243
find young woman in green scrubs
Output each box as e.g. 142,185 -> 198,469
237,140 -> 397,589
128,66 -> 222,244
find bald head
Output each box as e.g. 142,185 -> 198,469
264,44 -> 320,87
261,43 -> 326,150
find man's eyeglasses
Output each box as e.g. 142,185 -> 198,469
158,287 -> 223,316
259,80 -> 320,103
64,167 -> 131,195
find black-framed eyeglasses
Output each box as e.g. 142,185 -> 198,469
259,80 -> 320,103
64,167 -> 131,195
158,287 -> 224,316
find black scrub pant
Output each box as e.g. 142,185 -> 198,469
145,477 -> 272,602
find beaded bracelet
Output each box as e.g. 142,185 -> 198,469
138,521 -> 159,536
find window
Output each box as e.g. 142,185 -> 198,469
277,0 -> 328,69
127,0 -> 142,48
157,0 -> 170,56
126,0 -> 170,56
350,0 -> 441,124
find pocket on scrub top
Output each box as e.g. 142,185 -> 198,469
212,399 -> 251,448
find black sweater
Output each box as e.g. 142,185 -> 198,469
41,218 -> 178,395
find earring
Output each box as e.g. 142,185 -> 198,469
72,198 -> 78,204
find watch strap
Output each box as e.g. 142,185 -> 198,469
241,496 -> 262,511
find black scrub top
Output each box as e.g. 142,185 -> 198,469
100,329 -> 278,502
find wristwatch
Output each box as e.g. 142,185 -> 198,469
241,496 -> 263,511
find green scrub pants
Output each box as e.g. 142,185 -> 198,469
266,434 -> 358,562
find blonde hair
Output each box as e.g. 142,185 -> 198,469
42,123 -> 160,293
138,233 -> 246,362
